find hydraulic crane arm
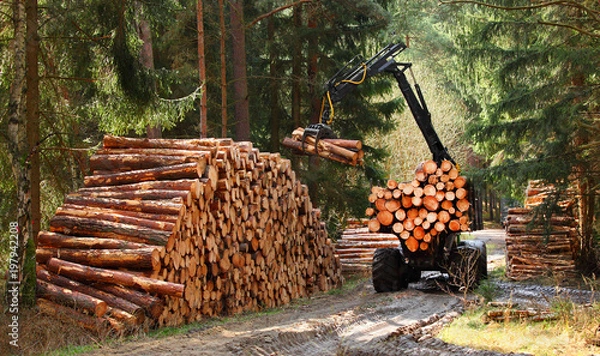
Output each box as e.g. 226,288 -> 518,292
305,42 -> 454,165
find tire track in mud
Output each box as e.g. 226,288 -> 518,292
86,279 -> 541,356
224,288 -> 518,356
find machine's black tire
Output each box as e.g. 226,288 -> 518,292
459,240 -> 488,281
372,248 -> 409,292
448,240 -> 487,289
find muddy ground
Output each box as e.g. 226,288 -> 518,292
85,230 -> 597,356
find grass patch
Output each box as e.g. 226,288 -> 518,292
438,301 -> 600,356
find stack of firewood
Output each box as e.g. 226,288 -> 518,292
36,135 -> 342,333
366,160 -> 470,254
281,127 -> 364,166
505,181 -> 579,280
335,227 -> 399,274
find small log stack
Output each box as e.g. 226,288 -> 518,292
36,135 -> 342,333
366,159 -> 471,254
335,227 -> 399,274
281,127 -> 364,166
505,181 -> 579,281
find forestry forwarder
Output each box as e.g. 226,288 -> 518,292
301,42 -> 487,292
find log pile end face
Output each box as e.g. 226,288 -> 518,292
505,181 -> 579,281
36,135 -> 342,332
366,160 -> 471,255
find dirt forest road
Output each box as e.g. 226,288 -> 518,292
89,282 -> 510,356
85,230 -> 579,356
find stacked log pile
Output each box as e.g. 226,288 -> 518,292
505,181 -> 579,281
335,227 -> 399,274
36,135 -> 342,333
282,127 -> 364,166
366,160 -> 470,254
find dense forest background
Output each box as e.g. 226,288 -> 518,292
1,0 -> 598,305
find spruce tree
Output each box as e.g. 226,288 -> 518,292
438,1 -> 599,269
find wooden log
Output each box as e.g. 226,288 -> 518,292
281,137 -> 355,166
377,210 -> 394,226
422,160 -> 438,175
46,258 -> 184,298
413,226 -> 426,240
394,209 -> 406,221
384,199 -> 401,213
321,138 -> 362,150
455,187 -> 467,200
456,198 -> 470,213
453,175 -> 467,188
64,195 -> 185,216
76,189 -> 193,206
102,134 -> 228,149
37,232 -> 150,250
37,247 -> 162,270
448,219 -> 461,232
89,154 -> 207,173
55,205 -> 177,232
392,222 -> 404,234
405,236 -> 419,253
422,196 -> 439,211
37,279 -> 108,317
368,218 -> 381,232
437,210 -> 451,224
49,215 -> 172,246
84,162 -> 206,187
78,179 -> 203,200
94,283 -> 164,320
440,160 -> 453,172
506,225 -> 573,235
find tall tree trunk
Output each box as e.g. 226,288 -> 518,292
26,0 -> 39,243
197,0 -> 207,138
292,4 -> 303,129
571,69 -> 596,270
6,0 -> 36,315
136,6 -> 161,138
268,17 -> 281,152
306,4 -> 320,125
218,0 -> 228,138
230,0 -> 250,141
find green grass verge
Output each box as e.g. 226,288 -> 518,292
439,279 -> 600,356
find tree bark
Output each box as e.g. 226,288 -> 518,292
268,16 -> 280,152
197,0 -> 207,138
6,0 -> 36,308
230,0 -> 250,141
292,4 -> 303,129
133,2 -> 161,138
218,0 -> 227,137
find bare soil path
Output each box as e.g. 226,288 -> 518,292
85,229 -> 585,356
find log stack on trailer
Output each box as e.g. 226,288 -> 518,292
36,135 -> 342,333
504,180 -> 579,281
366,159 -> 471,254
